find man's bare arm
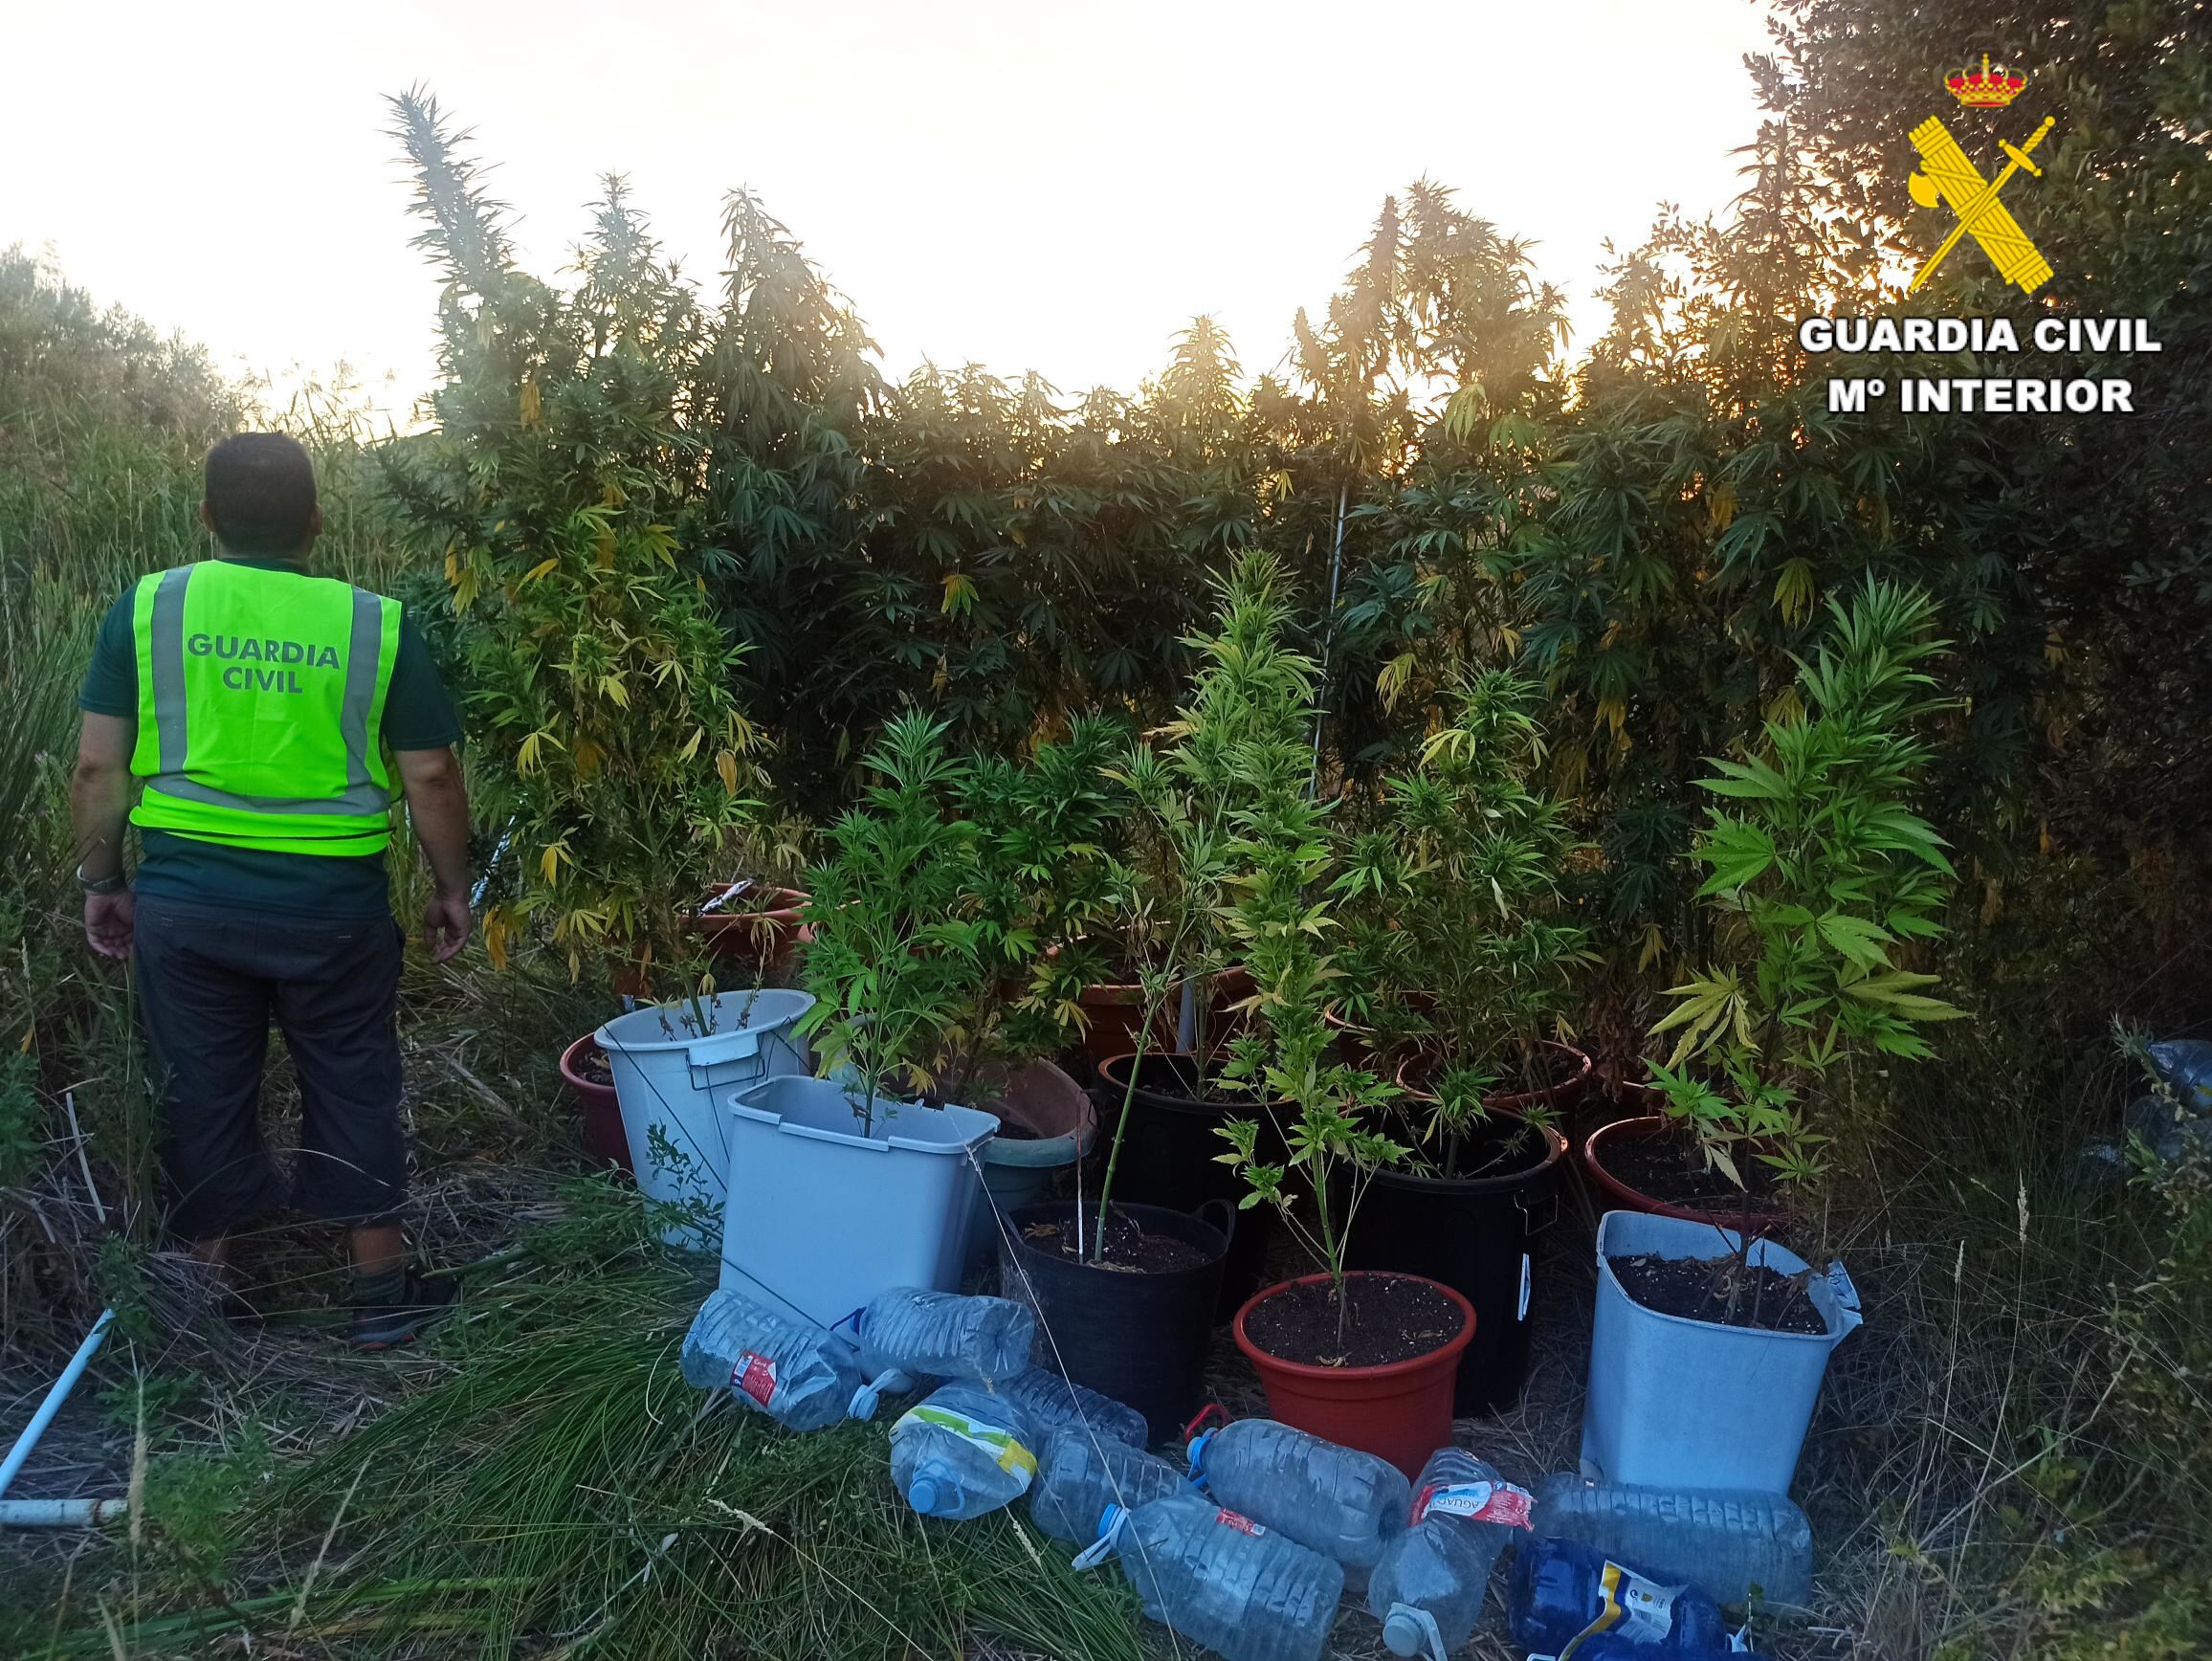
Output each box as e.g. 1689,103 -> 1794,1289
71,712 -> 138,958
394,746 -> 473,963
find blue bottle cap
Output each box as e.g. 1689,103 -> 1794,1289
1381,1608 -> 1425,1657
908,1477 -> 940,1515
1097,1502 -> 1124,1538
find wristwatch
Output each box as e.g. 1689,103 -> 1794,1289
77,865 -> 127,896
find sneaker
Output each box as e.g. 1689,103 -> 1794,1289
347,1270 -> 458,1351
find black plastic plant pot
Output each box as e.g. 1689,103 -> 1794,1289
1344,1112 -> 1568,1416
1094,1052 -> 1285,1322
997,1198 -> 1233,1444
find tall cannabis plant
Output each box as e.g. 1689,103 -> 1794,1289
381,93 -> 766,1008
1651,580 -> 1963,1215
1202,556 -> 1407,1328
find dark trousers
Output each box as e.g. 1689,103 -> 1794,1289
134,897 -> 408,1240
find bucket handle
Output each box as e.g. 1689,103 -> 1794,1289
686,1027 -> 763,1086
1195,1197 -> 1238,1250
1515,1187 -> 1559,1234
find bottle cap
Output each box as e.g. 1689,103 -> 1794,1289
908,1477 -> 940,1515
1097,1502 -> 1124,1536
1382,1609 -> 1424,1657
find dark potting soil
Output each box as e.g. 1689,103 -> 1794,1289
1021,1212 -> 1208,1273
577,1047 -> 614,1087
1607,1252 -> 1827,1336
1598,1128 -> 1778,1208
990,1120 -> 1042,1142
1243,1274 -> 1463,1368
1413,1118 -> 1552,1183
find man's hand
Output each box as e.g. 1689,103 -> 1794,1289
422,890 -> 472,963
85,889 -> 135,960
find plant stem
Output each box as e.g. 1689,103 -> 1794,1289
1090,995 -> 1162,1264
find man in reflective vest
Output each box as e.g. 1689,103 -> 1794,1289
70,432 -> 474,1349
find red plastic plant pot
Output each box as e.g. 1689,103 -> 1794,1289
558,1031 -> 634,1174
1231,1272 -> 1475,1479
1581,1115 -> 1785,1235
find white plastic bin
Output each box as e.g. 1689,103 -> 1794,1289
596,988 -> 813,1248
1580,1208 -> 1862,1494
721,1074 -> 997,1329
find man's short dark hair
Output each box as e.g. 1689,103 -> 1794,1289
204,432 -> 318,555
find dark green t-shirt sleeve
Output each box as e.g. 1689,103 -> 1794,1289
78,592 -> 139,717
384,614 -> 464,751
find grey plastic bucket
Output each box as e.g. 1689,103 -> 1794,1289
1580,1208 -> 1863,1494
721,1074 -> 997,1330
596,988 -> 813,1249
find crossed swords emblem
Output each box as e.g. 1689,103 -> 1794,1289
1907,113 -> 2058,295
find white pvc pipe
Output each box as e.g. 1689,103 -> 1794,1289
0,1308 -> 115,1503
0,1496 -> 127,1528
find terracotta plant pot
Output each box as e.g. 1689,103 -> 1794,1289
1075,967 -> 1255,1072
1232,1272 -> 1475,1479
692,883 -> 811,970
1582,1115 -> 1786,1234
558,1031 -> 633,1173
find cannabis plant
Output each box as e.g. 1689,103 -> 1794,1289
1650,580 -> 1964,1235
796,713 -> 981,1132
941,715 -> 1128,1102
1334,666 -> 1591,1170
1086,552 -> 1315,1246
383,95 -> 768,1020
1203,556 -> 1408,1332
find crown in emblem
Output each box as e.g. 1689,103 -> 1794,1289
1946,53 -> 2026,108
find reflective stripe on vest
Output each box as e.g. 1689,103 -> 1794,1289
127,562 -> 403,856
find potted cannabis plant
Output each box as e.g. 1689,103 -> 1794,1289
720,713 -> 998,1329
1334,666 -> 1593,1413
1582,581 -> 1962,1493
1081,557 -> 1330,1323
944,718 -> 1125,1267
1192,559 -> 1472,1480
380,108 -> 813,1241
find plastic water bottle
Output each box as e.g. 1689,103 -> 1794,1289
678,1288 -> 860,1432
1030,1427 -> 1193,1544
890,1381 -> 1040,1520
1533,1474 -> 1814,1608
1187,1419 -> 1411,1575
993,1365 -> 1149,1450
1508,1537 -> 1734,1654
1536,1637 -> 1770,1660
855,1287 -> 1035,1383
1092,1491 -> 1344,1661
1367,1450 -> 1532,1657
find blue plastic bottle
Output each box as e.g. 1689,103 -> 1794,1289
1545,1637 -> 1770,1660
1094,1491 -> 1345,1661
678,1288 -> 860,1432
855,1287 -> 1034,1383
1187,1419 -> 1410,1577
1029,1428 -> 1192,1544
1367,1449 -> 1528,1656
890,1380 -> 1040,1520
993,1365 -> 1149,1449
1509,1536 -> 1734,1654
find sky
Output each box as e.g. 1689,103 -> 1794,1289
4,0 -> 1776,427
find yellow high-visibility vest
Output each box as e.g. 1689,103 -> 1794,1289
128,560 -> 403,856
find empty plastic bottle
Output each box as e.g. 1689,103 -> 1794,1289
678,1288 -> 861,1432
855,1287 -> 1035,1384
1030,1427 -> 1194,1544
890,1380 -> 1040,1520
1187,1418 -> 1411,1576
1509,1537 -> 1733,1655
992,1365 -> 1149,1449
1089,1491 -> 1345,1661
1367,1449 -> 1532,1658
1532,1474 -> 1812,1609
1538,1637 -> 1769,1660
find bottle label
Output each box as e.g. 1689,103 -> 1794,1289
732,1351 -> 777,1407
1413,1479 -> 1535,1529
1214,1508 -> 1266,1536
1597,1559 -> 1678,1643
893,1406 -> 1039,1484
